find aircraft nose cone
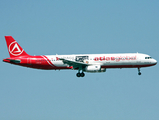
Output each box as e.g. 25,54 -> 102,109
153,59 -> 157,65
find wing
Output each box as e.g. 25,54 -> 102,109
59,58 -> 88,69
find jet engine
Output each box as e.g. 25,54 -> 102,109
84,65 -> 106,73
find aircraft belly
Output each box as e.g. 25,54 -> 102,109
53,61 -> 67,67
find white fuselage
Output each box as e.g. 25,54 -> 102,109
44,53 -> 157,69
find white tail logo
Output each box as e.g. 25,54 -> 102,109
9,41 -> 23,56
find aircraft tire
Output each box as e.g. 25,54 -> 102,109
76,73 -> 81,77
80,72 -> 85,77
138,72 -> 141,75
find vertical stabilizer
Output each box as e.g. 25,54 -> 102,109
5,36 -> 29,57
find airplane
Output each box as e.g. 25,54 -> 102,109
3,36 -> 157,77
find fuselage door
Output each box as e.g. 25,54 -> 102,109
137,55 -> 142,64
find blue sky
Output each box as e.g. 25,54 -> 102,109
0,0 -> 159,120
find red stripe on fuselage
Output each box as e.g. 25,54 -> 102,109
41,55 -> 56,67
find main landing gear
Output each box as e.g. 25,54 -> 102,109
76,71 -> 85,77
138,68 -> 141,75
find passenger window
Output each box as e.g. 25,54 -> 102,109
145,57 -> 152,59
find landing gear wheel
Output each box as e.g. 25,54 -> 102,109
76,73 -> 81,77
138,68 -> 141,75
76,71 -> 85,77
138,72 -> 141,75
80,72 -> 85,77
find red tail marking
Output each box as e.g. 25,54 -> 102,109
5,36 -> 29,58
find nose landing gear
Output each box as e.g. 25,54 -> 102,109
138,68 -> 141,75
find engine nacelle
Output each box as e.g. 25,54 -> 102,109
84,65 -> 106,73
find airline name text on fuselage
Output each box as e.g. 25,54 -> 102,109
94,56 -> 137,62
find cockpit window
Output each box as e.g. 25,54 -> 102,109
145,57 -> 152,59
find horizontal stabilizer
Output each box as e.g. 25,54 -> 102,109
3,59 -> 21,63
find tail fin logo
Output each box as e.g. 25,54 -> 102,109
9,41 -> 24,56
